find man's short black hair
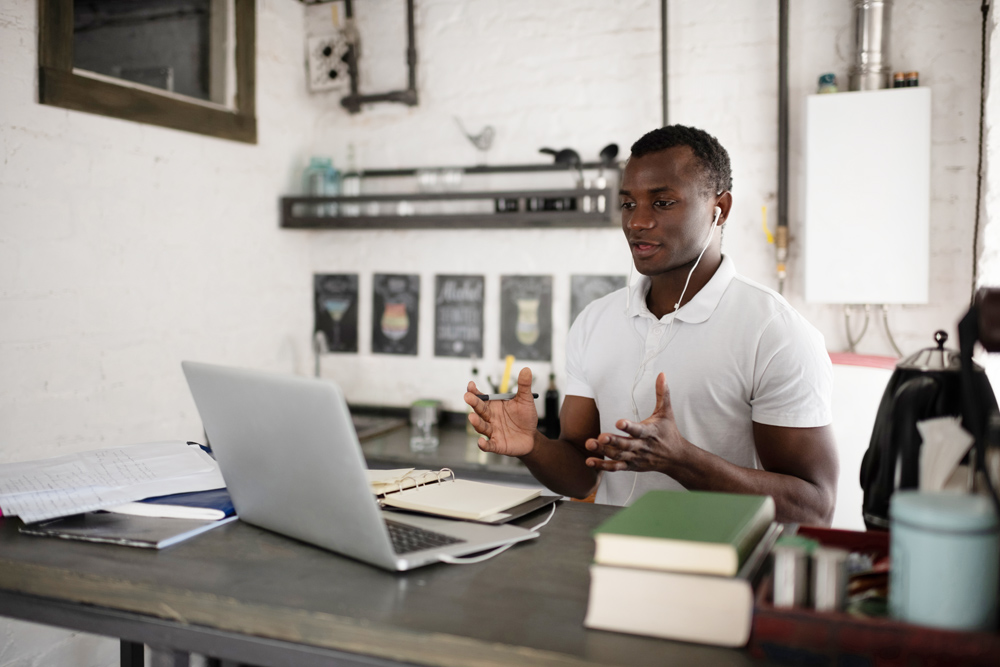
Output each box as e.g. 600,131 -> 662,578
630,125 -> 733,195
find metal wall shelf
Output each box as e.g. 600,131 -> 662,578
280,161 -> 620,230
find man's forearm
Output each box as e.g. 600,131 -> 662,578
519,431 -> 600,499
667,443 -> 835,525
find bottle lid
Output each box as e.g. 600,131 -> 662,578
891,491 -> 999,532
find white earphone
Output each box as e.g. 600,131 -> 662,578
624,205 -> 723,314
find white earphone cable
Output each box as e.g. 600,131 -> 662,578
619,206 -> 721,506
438,503 -> 558,564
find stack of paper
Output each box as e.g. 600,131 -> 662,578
917,416 -> 975,492
0,441 -> 226,524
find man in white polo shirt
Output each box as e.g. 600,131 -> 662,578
464,125 -> 838,525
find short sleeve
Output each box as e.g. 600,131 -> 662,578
750,309 -> 833,427
564,310 -> 596,400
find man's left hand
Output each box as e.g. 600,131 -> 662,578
584,372 -> 684,472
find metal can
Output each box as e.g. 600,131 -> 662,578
817,72 -> 838,94
772,543 -> 810,608
812,546 -> 849,612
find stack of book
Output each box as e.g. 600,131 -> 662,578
584,490 -> 780,648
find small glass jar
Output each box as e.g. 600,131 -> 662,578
409,399 -> 441,452
302,157 -> 340,216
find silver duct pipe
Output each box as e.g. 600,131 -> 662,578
848,0 -> 893,91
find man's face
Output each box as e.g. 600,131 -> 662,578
619,146 -> 717,277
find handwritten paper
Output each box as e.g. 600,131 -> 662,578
0,441 -> 225,523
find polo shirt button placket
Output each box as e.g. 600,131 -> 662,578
646,322 -> 666,353
645,333 -> 661,356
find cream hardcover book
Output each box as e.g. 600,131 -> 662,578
585,522 -> 782,647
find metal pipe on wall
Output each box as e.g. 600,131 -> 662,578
776,0 -> 789,293
848,0 -> 893,91
341,0 -> 418,114
661,0 -> 669,126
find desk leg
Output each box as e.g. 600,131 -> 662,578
149,645 -> 190,667
121,640 -> 143,667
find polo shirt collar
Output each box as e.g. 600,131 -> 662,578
626,254 -> 736,323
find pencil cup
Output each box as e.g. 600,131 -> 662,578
409,400 -> 441,452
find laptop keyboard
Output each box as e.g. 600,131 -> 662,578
384,518 -> 466,555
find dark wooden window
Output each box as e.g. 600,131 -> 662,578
38,0 -> 256,144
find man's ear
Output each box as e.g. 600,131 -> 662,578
715,191 -> 734,225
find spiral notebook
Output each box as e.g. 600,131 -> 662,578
366,468 -> 555,523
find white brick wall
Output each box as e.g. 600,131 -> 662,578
0,0 -> 991,664
1,0 -> 316,661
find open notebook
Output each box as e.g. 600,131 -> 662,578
366,468 -> 552,523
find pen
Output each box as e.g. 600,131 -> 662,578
476,393 -> 539,401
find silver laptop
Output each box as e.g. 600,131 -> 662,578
182,361 -> 537,571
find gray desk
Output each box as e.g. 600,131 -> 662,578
0,503 -> 752,667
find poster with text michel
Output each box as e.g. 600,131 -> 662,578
435,275 -> 484,358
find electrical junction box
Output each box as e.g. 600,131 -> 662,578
306,33 -> 350,93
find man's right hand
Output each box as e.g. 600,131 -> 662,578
463,366 -> 538,458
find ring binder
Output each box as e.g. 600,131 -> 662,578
367,467 -> 548,523
376,468 -> 456,498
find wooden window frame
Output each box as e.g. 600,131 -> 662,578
38,0 -> 257,144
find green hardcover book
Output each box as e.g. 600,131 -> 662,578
592,490 -> 776,576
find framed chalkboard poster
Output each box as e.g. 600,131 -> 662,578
570,274 -> 627,325
372,274 -> 420,355
434,275 -> 484,358
500,275 -> 552,361
314,274 -> 359,353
